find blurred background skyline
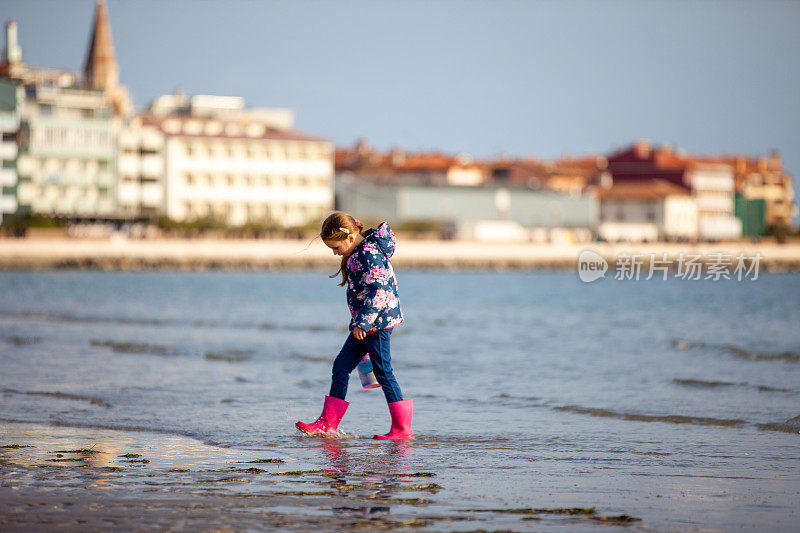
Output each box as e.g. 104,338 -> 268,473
3,0 -> 799,218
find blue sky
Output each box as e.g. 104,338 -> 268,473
4,0 -> 800,220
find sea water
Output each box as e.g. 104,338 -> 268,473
1,270 -> 798,530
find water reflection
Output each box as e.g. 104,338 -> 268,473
306,438 -> 427,519
311,439 -> 418,477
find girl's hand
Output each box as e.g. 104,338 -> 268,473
353,327 -> 367,340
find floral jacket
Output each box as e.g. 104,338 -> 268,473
345,222 -> 403,334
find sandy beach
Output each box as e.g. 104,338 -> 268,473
1,236 -> 800,271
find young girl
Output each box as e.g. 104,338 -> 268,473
295,211 -> 414,440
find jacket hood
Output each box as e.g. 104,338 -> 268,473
364,221 -> 396,258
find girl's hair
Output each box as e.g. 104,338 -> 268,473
321,211 -> 363,286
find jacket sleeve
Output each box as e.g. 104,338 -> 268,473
352,247 -> 392,332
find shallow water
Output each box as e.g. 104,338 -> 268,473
1,271 -> 799,531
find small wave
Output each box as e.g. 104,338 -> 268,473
673,378 -> 795,394
757,415 -> 800,434
494,393 -> 541,402
555,405 -> 744,427
294,354 -> 330,364
204,349 -> 254,363
459,506 -> 641,523
0,416 -> 223,447
91,339 -> 182,357
673,378 -> 739,388
413,435 -> 513,445
47,419 -> 210,442
671,338 -> 800,364
722,345 -> 800,363
755,385 -> 794,393
2,388 -> 112,408
3,336 -> 41,346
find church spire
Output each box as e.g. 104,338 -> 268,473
83,0 -> 118,91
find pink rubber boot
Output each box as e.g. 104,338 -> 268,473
373,399 -> 414,440
296,396 -> 349,436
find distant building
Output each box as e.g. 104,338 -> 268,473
335,174 -> 596,242
590,178 -> 697,242
729,151 -> 796,228
131,91 -> 334,227
82,0 -> 131,117
0,1 -> 131,221
0,78 -> 21,224
488,155 -> 606,195
735,193 -> 766,238
336,140 -> 489,187
13,82 -> 118,218
1,1 -> 332,229
687,163 -> 742,241
117,114 -> 165,219
607,141 -> 742,240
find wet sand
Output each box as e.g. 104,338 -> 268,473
1,236 -> 799,270
2,421 -> 799,532
2,422 -> 644,532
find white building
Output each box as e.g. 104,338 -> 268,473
595,178 -> 698,242
686,164 -> 742,240
117,115 -> 164,219
1,5 -> 127,222
0,79 -> 21,224
128,92 -> 334,227
14,83 -> 117,217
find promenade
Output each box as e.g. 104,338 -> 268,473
1,236 -> 799,271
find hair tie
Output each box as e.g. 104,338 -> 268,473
339,227 -> 350,234
354,219 -> 361,227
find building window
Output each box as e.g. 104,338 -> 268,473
647,201 -> 657,221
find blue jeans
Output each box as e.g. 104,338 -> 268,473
329,327 -> 403,403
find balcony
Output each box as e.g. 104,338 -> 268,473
0,168 -> 17,187
0,141 -> 18,160
141,155 -> 164,177
118,155 -> 141,175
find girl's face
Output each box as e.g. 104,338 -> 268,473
324,235 -> 357,257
